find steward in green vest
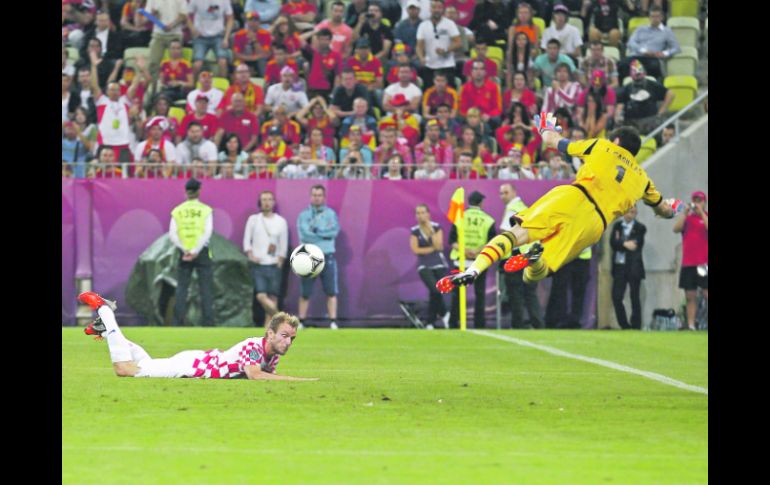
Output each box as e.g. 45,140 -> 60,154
169,178 -> 215,327
448,191 -> 496,329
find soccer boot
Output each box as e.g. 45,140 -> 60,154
84,317 -> 107,341
78,291 -> 117,312
436,268 -> 479,294
504,242 -> 544,273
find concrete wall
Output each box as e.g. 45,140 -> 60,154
597,116 -> 708,328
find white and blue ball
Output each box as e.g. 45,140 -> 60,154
289,244 -> 325,278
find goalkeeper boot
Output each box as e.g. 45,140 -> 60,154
78,291 -> 117,312
436,268 -> 479,294
84,317 -> 107,341
504,242 -> 544,273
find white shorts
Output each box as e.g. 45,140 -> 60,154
134,350 -> 206,378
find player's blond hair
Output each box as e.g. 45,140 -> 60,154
267,312 -> 300,334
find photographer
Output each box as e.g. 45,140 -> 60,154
339,148 -> 370,180
673,191 -> 708,330
496,146 -> 536,180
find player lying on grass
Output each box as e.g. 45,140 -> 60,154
437,112 -> 683,293
79,291 -> 318,381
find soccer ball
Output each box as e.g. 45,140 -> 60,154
289,244 -> 325,278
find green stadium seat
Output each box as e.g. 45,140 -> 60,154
667,17 -> 701,49
162,47 -> 194,63
670,0 -> 700,18
663,75 -> 698,112
67,47 -> 80,62
627,17 -> 650,38
603,46 -> 620,62
568,17 -> 584,35
168,106 -> 186,125
636,136 -> 657,163
470,46 -> 505,73
533,17 -> 546,36
195,76 -> 230,91
666,46 -> 698,77
123,47 -> 151,69
251,77 -> 265,89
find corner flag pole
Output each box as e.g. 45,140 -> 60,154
447,188 -> 467,332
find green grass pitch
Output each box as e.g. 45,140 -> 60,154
62,328 -> 708,484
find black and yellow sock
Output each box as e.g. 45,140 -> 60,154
523,258 -> 549,283
469,231 -> 517,274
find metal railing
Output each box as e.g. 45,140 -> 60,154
62,162 -> 578,181
641,90 -> 708,153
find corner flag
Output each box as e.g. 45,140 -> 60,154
446,188 -> 467,331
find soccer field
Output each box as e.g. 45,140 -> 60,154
62,328 -> 708,484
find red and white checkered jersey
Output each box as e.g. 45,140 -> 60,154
191,337 -> 279,379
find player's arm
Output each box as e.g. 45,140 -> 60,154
244,366 -> 318,381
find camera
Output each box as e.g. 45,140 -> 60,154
688,202 -> 696,211
365,12 -> 375,18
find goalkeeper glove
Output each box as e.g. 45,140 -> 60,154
533,111 -> 563,135
436,268 -> 480,294
663,198 -> 684,219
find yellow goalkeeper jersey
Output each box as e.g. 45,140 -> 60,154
567,138 -> 663,223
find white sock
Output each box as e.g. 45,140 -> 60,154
97,306 -> 132,363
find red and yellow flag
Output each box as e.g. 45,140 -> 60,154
447,187 -> 465,224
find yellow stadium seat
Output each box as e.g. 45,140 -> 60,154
123,47 -> 150,62
663,75 -> 698,112
470,46 -> 505,74
636,136 -> 657,163
627,17 -> 650,38
603,46 -> 620,62
666,46 -> 698,77
670,0 -> 699,18
568,17 -> 584,34
162,47 -> 194,63
197,76 -> 230,91
251,77 -> 265,89
168,106 -> 186,125
67,47 -> 80,62
667,16 -> 701,49
533,17 -> 546,36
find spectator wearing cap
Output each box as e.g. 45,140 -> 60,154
416,0 -> 462,90
614,60 -> 674,134
261,105 -> 302,145
394,1 -> 424,55
187,0 -> 234,79
415,119 -> 454,165
330,69 -> 374,119
186,71 -> 225,115
218,64 -> 266,119
257,125 -> 295,177
620,5 -> 680,81
263,43 -> 300,87
385,43 -> 420,85
448,190 -> 496,328
352,2 -> 394,63
383,65 -> 423,114
179,95 -> 220,144
244,0 -> 282,27
158,39 -> 194,102
542,62 -> 582,120
673,190 -> 708,331
533,38 -> 577,87
169,178 -> 215,327
176,121 -> 219,177
134,116 -> 178,175
540,4 -> 583,60
461,38 -> 497,80
377,95 -> 422,147
280,0 -> 318,31
578,40 -> 619,88
215,93 -> 260,152
314,1 -> 355,56
299,28 -> 344,100
233,11 -> 273,77
459,59 -> 502,130
264,67 -> 310,116
422,72 -> 459,121
346,38 -> 385,92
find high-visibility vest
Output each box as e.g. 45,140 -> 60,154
578,246 -> 592,260
450,206 -> 495,261
171,199 -> 213,252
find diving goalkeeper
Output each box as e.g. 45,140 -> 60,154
437,112 -> 683,293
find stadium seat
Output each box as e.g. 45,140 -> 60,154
667,17 -> 701,49
627,17 -> 650,38
568,17 -> 584,35
67,46 -> 80,62
168,106 -> 186,125
162,47 -> 194,63
622,75 -> 656,86
663,75 -> 698,112
195,76 -> 230,91
670,0 -> 700,18
123,47 -> 150,69
533,17 -> 546,36
636,136 -> 657,163
251,77 -> 265,89
603,46 -> 620,62
487,46 -> 505,72
666,46 -> 698,77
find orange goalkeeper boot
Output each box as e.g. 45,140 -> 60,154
78,291 -> 117,311
504,242 -> 544,273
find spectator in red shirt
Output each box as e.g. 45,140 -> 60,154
462,39 -> 498,81
219,63 -> 266,119
503,70 -> 537,118
270,15 -> 305,60
295,96 -> 339,149
378,95 -> 422,147
422,71 -> 459,120
158,40 -> 194,102
179,95 -> 220,143
264,43 -> 300,86
300,28 -> 344,99
233,11 -> 273,77
459,59 -> 502,130
215,92 -> 260,152
575,69 -> 616,123
415,119 -> 454,165
257,125 -> 294,177
346,38 -> 385,92
673,191 -> 709,331
385,43 -> 419,85
260,105 -> 302,146
280,0 -> 318,31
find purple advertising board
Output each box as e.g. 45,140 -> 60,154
62,179 -> 598,327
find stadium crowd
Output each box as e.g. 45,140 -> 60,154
62,0 -> 699,180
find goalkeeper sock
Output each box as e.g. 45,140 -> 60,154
97,306 -> 132,363
469,232 -> 517,274
523,258 -> 549,283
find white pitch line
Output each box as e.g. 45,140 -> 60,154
472,331 -> 708,395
